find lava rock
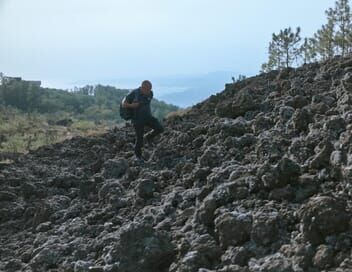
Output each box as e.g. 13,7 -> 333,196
102,158 -> 129,179
251,212 -> 279,246
299,196 -> 350,245
313,244 -> 334,270
0,191 -> 17,202
215,212 -> 252,249
106,222 -> 175,272
136,179 -> 156,199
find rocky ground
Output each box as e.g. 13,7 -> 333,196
1,56 -> 352,272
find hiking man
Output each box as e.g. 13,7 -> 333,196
122,80 -> 164,162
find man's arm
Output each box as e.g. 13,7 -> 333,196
122,90 -> 140,109
123,98 -> 139,109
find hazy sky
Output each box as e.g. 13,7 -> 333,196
0,0 -> 335,88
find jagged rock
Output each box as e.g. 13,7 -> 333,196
79,179 -> 97,199
106,223 -> 175,272
3,259 -> 24,272
260,158 -> 300,190
189,234 -> 222,264
98,180 -> 124,203
197,179 -> 250,227
197,196 -> 217,226
0,191 -> 16,202
279,106 -> 295,121
74,260 -> 94,272
324,116 -> 346,135
101,158 -> 128,179
88,266 -> 105,272
136,179 -> 156,199
291,108 -> 312,132
215,212 -> 252,248
221,246 -> 253,266
256,136 -> 286,162
251,211 -> 279,246
277,157 -> 301,184
177,250 -> 211,272
309,140 -> 334,169
215,117 -> 250,137
290,95 -> 309,109
313,244 -> 334,270
252,115 -> 274,134
330,150 -> 345,167
218,265 -> 249,272
248,253 -> 293,272
288,137 -> 313,164
299,196 -> 349,245
36,221 -> 52,232
198,145 -> 224,168
29,244 -> 69,272
268,185 -> 295,201
3,56 -> 352,272
215,88 -> 259,118
292,243 -> 315,271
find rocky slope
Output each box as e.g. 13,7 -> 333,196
1,56 -> 352,272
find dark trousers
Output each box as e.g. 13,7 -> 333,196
133,116 -> 163,157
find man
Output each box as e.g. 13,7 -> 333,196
122,80 -> 164,162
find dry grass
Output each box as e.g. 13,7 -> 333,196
0,108 -> 110,153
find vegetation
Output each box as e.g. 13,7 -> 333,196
0,78 -> 178,122
0,106 -> 108,153
0,77 -> 178,154
262,0 -> 352,71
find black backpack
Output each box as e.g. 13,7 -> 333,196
119,89 -> 140,120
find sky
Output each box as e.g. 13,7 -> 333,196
0,0 -> 336,90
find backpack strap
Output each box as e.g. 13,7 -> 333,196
133,88 -> 141,102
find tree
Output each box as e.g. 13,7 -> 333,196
333,0 -> 351,56
314,16 -> 336,60
261,40 -> 281,72
261,27 -> 301,71
300,37 -> 318,64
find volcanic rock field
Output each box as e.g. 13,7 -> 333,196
1,56 -> 352,271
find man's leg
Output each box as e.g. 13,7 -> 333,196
145,116 -> 164,142
133,120 -> 144,158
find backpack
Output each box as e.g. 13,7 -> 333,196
119,89 -> 140,120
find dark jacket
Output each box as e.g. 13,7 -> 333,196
125,88 -> 153,121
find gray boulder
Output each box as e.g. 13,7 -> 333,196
102,158 -> 128,179
106,222 -> 175,272
299,196 -> 349,245
215,212 -> 252,249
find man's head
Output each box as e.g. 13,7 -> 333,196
141,80 -> 152,94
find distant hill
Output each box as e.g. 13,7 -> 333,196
0,78 -> 178,153
69,71 -> 239,108
0,79 -> 179,122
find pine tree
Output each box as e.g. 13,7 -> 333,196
314,15 -> 336,60
300,38 -> 318,64
261,27 -> 301,71
261,41 -> 280,72
278,27 -> 302,68
260,1 -> 352,72
333,0 -> 351,56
